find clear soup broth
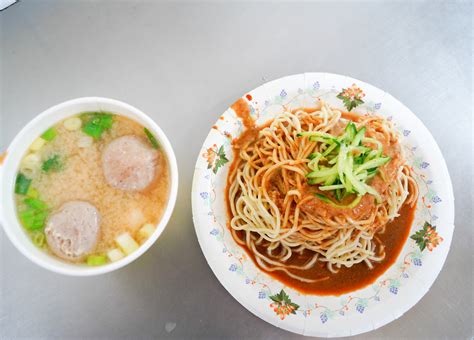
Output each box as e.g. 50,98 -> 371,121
14,112 -> 170,266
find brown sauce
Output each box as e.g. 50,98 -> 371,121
231,98 -> 254,129
227,98 -> 417,296
233,204 -> 415,295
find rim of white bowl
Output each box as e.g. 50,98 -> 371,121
0,97 -> 179,276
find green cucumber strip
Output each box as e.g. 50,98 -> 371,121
361,182 -> 382,203
344,156 -> 366,194
319,184 -> 346,191
306,166 -> 338,178
351,126 -> 366,146
337,144 -> 347,187
323,174 -> 337,186
297,131 -> 333,139
309,136 -> 333,144
322,143 -> 338,157
345,122 -> 357,141
355,156 -> 390,174
362,137 -> 382,153
308,177 -> 328,185
308,153 -> 323,171
314,193 -> 362,209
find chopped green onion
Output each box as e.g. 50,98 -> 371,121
31,231 -> 46,247
19,196 -> 49,230
19,209 -> 48,230
82,122 -> 103,138
86,255 -> 107,266
144,128 -> 159,149
96,115 -> 113,129
15,173 -> 32,195
42,155 -> 63,172
24,198 -> 48,210
81,113 -> 113,139
41,127 -> 57,141
26,187 -> 39,198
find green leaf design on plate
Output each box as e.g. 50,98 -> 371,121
336,84 -> 365,111
204,144 -> 229,174
410,221 -> 443,252
269,289 -> 299,317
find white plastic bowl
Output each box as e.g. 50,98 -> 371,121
0,97 -> 179,276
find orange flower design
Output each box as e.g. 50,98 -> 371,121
202,144 -> 229,174
269,290 -> 299,319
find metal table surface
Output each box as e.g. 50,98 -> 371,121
0,1 -> 472,339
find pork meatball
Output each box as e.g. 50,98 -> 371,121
45,201 -> 100,261
102,135 -> 158,191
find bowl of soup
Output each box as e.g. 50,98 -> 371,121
0,97 -> 178,275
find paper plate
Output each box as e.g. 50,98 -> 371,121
191,73 -> 454,337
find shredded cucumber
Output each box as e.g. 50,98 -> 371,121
314,193 -> 362,209
299,121 -> 391,206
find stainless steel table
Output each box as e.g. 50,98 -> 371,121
1,1 -> 472,339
